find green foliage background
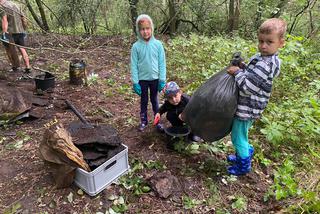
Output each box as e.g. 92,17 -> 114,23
165,34 -> 320,212
23,0 -> 320,37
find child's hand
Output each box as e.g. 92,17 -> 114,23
133,83 -> 141,96
153,113 -> 161,125
179,113 -> 185,121
227,66 -> 240,75
158,80 -> 166,92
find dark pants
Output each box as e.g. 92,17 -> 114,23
139,79 -> 159,124
166,111 -> 184,127
2,33 -> 26,47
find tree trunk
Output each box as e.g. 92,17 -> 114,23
168,0 -> 177,35
25,0 -> 46,31
288,0 -> 313,34
35,0 -> 49,31
101,1 -> 110,31
255,0 -> 264,30
308,10 -> 314,35
234,0 -> 240,30
128,0 -> 139,35
89,1 -> 102,35
227,0 -> 235,33
227,0 -> 240,33
307,0 -> 317,38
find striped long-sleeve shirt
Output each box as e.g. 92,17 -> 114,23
234,53 -> 281,120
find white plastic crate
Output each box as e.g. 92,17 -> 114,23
74,144 -> 129,196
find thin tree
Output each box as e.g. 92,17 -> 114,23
128,0 -> 138,35
35,0 -> 49,31
254,0 -> 264,30
270,0 -> 288,18
227,0 -> 240,33
25,0 -> 49,31
168,0 -> 177,35
288,0 -> 315,34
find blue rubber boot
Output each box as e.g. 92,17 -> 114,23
227,156 -> 251,176
227,145 -> 254,163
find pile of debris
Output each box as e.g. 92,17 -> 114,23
39,121 -> 124,188
39,123 -> 90,188
68,121 -> 124,170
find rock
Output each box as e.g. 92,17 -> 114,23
148,171 -> 180,199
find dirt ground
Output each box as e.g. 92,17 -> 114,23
0,34 -> 283,213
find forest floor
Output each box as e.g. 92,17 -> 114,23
0,34 -> 284,213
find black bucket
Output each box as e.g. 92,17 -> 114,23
164,126 -> 191,149
34,72 -> 55,91
69,59 -> 86,85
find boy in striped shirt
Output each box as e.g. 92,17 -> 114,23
226,18 -> 287,175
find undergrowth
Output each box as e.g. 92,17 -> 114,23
166,34 -> 320,212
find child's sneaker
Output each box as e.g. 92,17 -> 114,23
192,135 -> 203,142
156,123 -> 164,133
138,123 -> 147,132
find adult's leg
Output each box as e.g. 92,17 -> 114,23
13,34 -> 30,69
18,47 -> 30,69
3,37 -> 20,69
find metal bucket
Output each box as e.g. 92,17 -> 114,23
34,72 -> 55,91
164,126 -> 191,149
69,59 -> 86,85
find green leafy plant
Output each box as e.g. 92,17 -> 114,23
129,158 -> 144,173
87,72 -> 99,86
254,151 -> 272,167
117,84 -> 131,95
200,141 -> 228,155
260,119 -> 285,144
182,195 -> 203,209
4,203 -> 22,214
118,158 -> 156,195
144,160 -> 167,170
104,78 -> 116,87
119,175 -> 151,196
231,195 -> 247,212
185,143 -> 200,155
204,178 -> 220,205
108,195 -> 128,213
172,137 -> 187,152
5,131 -> 31,150
265,159 -> 300,201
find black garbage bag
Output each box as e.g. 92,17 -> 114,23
183,53 -> 243,142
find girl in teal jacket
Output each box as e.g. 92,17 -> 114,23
130,14 -> 166,131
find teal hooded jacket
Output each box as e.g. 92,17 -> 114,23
130,14 -> 166,84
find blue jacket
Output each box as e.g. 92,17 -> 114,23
130,14 -> 166,84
